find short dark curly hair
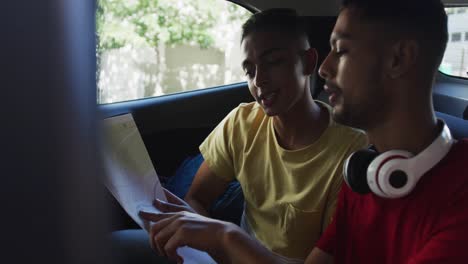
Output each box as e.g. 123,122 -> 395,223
241,8 -> 308,44
340,0 -> 448,72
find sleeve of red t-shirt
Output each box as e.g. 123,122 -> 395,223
314,184 -> 348,255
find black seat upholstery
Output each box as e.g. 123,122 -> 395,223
305,16 -> 336,98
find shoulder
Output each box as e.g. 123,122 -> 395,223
228,102 -> 265,126
235,101 -> 263,116
442,139 -> 468,174
453,139 -> 468,155
445,139 -> 468,166
426,139 -> 468,206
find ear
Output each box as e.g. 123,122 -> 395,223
303,48 -> 318,75
387,39 -> 419,79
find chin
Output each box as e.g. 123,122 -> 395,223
262,106 -> 279,117
331,107 -> 350,126
331,110 -> 343,123
333,109 -> 366,129
264,110 -> 278,117
331,105 -> 342,118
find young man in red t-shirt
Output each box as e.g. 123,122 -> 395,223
308,0 -> 468,263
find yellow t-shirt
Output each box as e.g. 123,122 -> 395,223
200,101 -> 367,260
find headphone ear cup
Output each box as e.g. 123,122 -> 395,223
367,150 -> 414,198
344,149 -> 379,194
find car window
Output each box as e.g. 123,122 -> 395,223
96,0 -> 251,104
439,7 -> 468,79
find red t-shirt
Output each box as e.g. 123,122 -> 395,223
316,139 -> 468,264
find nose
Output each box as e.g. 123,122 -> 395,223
318,52 -> 334,80
253,65 -> 268,88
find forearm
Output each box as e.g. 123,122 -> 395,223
184,161 -> 230,217
219,224 -> 282,264
185,196 -> 210,216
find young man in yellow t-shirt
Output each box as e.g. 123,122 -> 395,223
140,8 -> 366,263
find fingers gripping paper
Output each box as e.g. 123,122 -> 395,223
101,113 -> 216,264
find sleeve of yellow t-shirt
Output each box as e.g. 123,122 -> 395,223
199,107 -> 239,182
322,132 -> 368,232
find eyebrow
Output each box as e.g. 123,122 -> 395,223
329,32 -> 353,47
241,47 -> 287,69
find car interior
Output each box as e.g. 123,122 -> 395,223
3,0 -> 467,263
99,0 -> 468,231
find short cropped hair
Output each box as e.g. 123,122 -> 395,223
241,8 -> 308,43
341,0 -> 448,71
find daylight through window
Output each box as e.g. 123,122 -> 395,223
439,7 -> 468,78
96,0 -> 251,104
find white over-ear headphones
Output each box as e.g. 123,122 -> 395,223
343,119 -> 454,198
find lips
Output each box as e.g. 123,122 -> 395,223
258,91 -> 278,107
324,83 -> 341,106
323,82 -> 340,94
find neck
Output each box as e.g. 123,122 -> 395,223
365,76 -> 441,154
367,103 -> 438,154
272,95 -> 328,150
